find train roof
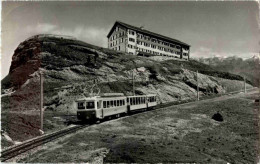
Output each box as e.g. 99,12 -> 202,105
126,94 -> 157,98
76,94 -> 157,102
100,93 -> 125,97
76,95 -> 126,102
75,96 -> 100,102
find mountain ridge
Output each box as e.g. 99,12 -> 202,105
196,55 -> 260,87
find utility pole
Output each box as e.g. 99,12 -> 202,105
244,76 -> 246,93
132,70 -> 135,96
40,72 -> 43,131
106,73 -> 109,82
197,70 -> 199,101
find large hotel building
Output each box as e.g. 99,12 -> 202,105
107,21 -> 190,60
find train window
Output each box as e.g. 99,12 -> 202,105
86,101 -> 95,109
127,98 -> 129,103
114,100 -> 116,106
107,101 -> 110,108
130,98 -> 133,105
103,101 -> 107,108
77,102 -> 85,109
137,97 -> 140,104
110,101 -> 114,107
123,100 -> 125,105
120,100 -> 122,106
117,100 -> 120,106
133,97 -> 136,105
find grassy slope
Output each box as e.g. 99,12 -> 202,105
18,90 -> 259,163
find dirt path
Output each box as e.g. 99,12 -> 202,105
15,89 -> 259,163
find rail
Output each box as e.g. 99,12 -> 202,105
1,124 -> 89,162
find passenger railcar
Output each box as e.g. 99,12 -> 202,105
146,94 -> 157,109
76,93 -> 157,122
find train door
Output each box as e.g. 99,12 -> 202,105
95,100 -> 103,119
146,96 -> 148,109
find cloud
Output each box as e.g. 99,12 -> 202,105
26,23 -> 57,33
25,23 -> 108,47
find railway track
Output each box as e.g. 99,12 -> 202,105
1,87 -> 258,162
0,124 -> 89,162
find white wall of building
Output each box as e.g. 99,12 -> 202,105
107,24 -> 190,60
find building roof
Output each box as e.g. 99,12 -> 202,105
107,21 -> 190,47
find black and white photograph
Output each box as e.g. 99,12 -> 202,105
1,1 -> 260,163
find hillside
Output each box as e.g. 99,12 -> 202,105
197,56 -> 260,87
2,34 -> 254,110
1,34 -> 255,143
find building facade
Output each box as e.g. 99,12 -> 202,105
107,21 -> 190,60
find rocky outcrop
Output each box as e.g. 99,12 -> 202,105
2,34 -> 253,112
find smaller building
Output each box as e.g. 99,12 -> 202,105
107,21 -> 190,60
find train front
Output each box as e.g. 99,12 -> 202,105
76,97 -> 97,121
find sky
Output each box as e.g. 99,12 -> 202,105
1,1 -> 259,79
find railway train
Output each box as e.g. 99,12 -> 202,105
76,93 -> 157,122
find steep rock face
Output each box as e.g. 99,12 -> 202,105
2,34 -> 252,112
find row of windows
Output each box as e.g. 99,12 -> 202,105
126,96 -> 156,105
77,101 -> 95,109
110,30 -> 126,41
183,53 -> 188,56
136,47 -> 181,55
148,96 -> 156,102
128,97 -> 146,105
103,99 -> 125,108
128,44 -> 135,49
128,30 -> 135,35
111,28 -> 188,51
110,38 -> 124,47
78,96 -> 158,110
136,33 -> 183,49
111,46 -> 121,51
129,38 -> 135,42
137,41 -> 181,53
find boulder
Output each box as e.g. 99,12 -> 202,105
212,112 -> 223,122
